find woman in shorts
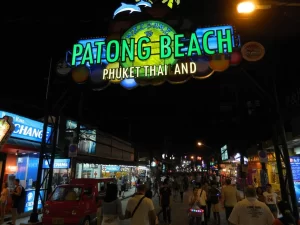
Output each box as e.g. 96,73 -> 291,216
0,183 -> 8,223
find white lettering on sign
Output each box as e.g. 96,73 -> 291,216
15,116 -> 25,123
44,160 -> 69,168
13,124 -> 49,139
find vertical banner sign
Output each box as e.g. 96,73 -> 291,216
0,116 -> 15,150
290,156 -> 300,206
68,144 -> 78,157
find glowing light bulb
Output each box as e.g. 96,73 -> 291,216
237,1 -> 255,14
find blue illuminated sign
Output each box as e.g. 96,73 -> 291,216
24,190 -> 44,212
290,156 -> 300,181
105,165 -> 120,172
42,159 -> 71,169
291,156 -> 300,206
0,111 -> 52,143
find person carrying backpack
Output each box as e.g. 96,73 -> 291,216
10,179 -> 25,225
160,180 -> 172,225
209,182 -> 221,225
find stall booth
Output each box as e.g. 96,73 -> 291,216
0,110 -> 53,215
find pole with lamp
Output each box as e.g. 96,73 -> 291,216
233,2 -> 298,217
197,142 -> 221,171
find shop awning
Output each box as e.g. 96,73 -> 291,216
74,155 -> 138,166
4,138 -> 62,153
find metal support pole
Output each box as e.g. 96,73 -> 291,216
46,116 -> 59,195
242,68 -> 298,220
29,101 -> 49,222
29,58 -> 52,222
272,123 -> 287,202
76,92 -> 84,143
273,80 -> 299,220
70,92 -> 84,179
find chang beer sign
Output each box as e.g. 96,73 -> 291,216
68,21 -> 241,89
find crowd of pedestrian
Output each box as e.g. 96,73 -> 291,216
99,172 -> 299,225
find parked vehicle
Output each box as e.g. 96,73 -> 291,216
42,178 -> 116,225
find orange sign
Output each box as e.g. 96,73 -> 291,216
0,116 -> 14,150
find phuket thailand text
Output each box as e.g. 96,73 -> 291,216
103,62 -> 196,80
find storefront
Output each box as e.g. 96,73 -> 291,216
42,158 -> 71,187
0,110 -> 53,214
248,153 -> 281,192
75,163 -> 137,186
220,153 -> 248,185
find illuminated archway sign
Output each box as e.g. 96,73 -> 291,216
67,20 -> 241,89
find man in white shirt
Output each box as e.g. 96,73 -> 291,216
228,186 -> 274,225
125,184 -> 156,225
263,184 -> 278,218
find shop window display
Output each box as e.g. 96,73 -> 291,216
65,120 -> 96,155
16,153 -> 40,189
76,163 -> 102,179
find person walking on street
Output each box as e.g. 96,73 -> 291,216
99,183 -> 124,225
0,182 -> 8,223
189,188 -> 202,225
196,184 -> 208,225
178,179 -> 184,203
203,182 -> 211,220
153,179 -> 159,198
10,179 -> 25,225
125,184 -> 156,225
228,186 -> 274,225
221,178 -> 240,224
117,178 -> 123,198
209,181 -> 221,225
160,180 -> 172,225
263,184 -> 279,219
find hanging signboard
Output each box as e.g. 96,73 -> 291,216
258,150 -> 268,163
241,42 -> 265,62
66,20 -> 242,90
0,116 -> 15,150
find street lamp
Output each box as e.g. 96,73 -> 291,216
237,1 -> 256,14
197,142 -> 202,146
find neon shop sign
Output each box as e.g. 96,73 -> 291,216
69,21 -> 240,81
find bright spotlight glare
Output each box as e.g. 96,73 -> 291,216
237,1 -> 255,14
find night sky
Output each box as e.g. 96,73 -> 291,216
2,0 -> 300,155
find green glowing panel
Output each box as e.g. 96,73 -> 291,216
121,21 -> 178,77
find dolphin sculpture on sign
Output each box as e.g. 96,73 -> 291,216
136,0 -> 152,7
113,3 -> 142,18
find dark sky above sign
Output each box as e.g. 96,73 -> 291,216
2,1 -> 300,152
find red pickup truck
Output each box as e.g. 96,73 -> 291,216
42,178 -> 116,225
